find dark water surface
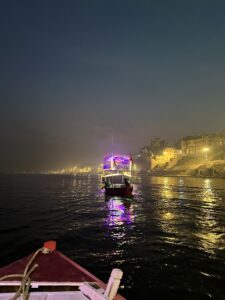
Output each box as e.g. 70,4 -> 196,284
0,174 -> 225,299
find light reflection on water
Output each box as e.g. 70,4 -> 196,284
1,175 -> 225,299
105,197 -> 135,227
153,176 -> 225,255
156,177 -> 179,243
196,179 -> 225,254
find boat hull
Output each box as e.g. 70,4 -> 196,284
105,186 -> 133,196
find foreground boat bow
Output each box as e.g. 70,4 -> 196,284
0,241 -> 125,300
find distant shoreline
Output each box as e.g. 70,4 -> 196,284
149,174 -> 225,179
133,171 -> 225,179
1,172 -> 225,180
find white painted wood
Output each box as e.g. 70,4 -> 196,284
104,269 -> 123,300
79,282 -> 107,300
0,291 -> 88,300
79,268 -> 123,300
0,281 -> 82,287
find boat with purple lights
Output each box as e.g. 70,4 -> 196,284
101,154 -> 133,197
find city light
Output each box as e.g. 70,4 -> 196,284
202,147 -> 210,167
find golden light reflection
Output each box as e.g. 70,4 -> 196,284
162,212 -> 174,221
157,178 -> 177,239
201,179 -> 216,204
195,179 -> 223,254
153,176 -> 225,254
195,232 -> 225,253
178,178 -> 185,199
160,178 -> 173,200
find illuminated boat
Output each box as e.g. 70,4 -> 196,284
102,154 -> 133,197
0,241 -> 125,300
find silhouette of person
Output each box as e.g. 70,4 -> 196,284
102,178 -> 111,189
124,178 -> 130,188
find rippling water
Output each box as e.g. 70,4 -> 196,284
0,174 -> 225,299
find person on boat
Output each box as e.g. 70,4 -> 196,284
102,178 -> 111,189
124,177 -> 130,188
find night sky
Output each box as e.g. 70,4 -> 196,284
0,1 -> 225,172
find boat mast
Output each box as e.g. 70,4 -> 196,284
111,130 -> 114,171
129,153 -> 132,179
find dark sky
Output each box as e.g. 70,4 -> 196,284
0,0 -> 225,172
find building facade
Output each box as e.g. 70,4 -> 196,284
181,132 -> 225,156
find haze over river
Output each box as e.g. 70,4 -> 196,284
0,174 -> 225,299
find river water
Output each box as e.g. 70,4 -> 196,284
0,174 -> 225,299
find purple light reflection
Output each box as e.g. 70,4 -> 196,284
106,197 -> 135,227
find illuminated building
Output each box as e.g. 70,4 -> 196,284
150,147 -> 182,170
181,132 -> 225,156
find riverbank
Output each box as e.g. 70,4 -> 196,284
148,171 -> 225,179
149,173 -> 225,179
148,158 -> 225,179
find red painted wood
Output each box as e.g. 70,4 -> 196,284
0,250 -> 95,283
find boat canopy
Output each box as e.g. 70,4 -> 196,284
103,154 -> 131,171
